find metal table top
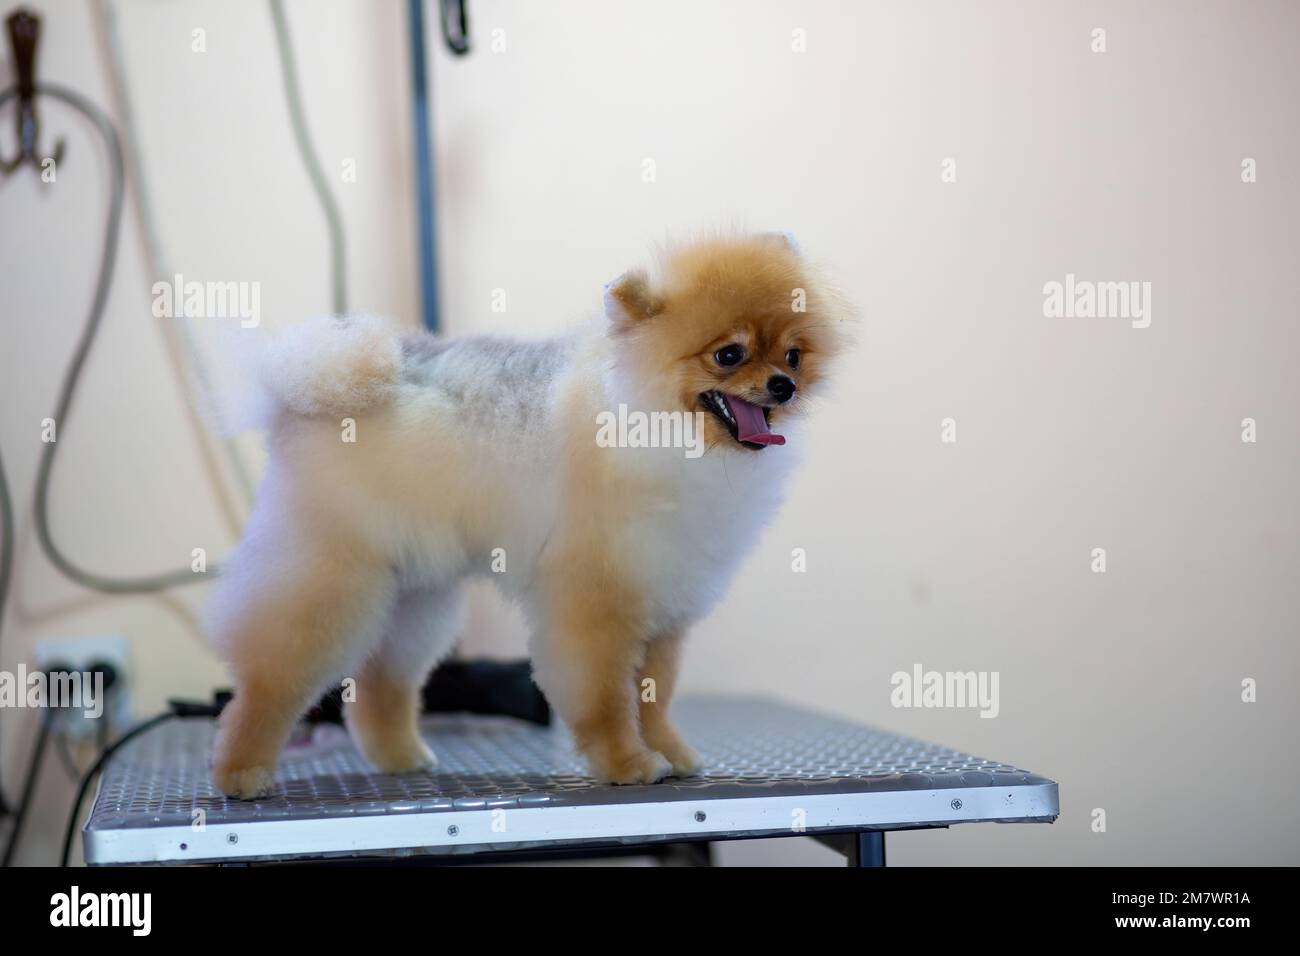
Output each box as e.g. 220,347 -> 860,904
83,696 -> 1059,864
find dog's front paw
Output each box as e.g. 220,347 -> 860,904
659,740 -> 701,777
643,724 -> 702,776
590,749 -> 673,785
212,764 -> 278,800
367,740 -> 438,775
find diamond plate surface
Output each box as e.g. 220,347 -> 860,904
86,696 -> 1054,832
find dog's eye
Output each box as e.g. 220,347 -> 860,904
714,344 -> 746,367
786,348 -> 801,369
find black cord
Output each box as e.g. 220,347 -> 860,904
60,710 -> 176,868
0,79 -> 223,830
0,708 -> 54,867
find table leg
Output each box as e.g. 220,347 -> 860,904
655,841 -> 713,866
847,831 -> 886,867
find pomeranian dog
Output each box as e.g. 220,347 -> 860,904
208,232 -> 846,798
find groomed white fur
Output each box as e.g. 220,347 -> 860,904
257,314 -> 404,418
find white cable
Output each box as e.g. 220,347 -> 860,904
98,0 -> 258,506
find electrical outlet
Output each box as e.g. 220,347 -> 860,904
32,634 -> 131,740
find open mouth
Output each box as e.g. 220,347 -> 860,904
698,390 -> 786,449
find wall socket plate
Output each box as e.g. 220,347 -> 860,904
32,634 -> 131,739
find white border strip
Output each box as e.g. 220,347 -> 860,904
87,783 -> 1058,864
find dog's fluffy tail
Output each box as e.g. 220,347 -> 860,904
244,314 -> 404,422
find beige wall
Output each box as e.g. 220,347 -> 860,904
2,0 -> 1297,866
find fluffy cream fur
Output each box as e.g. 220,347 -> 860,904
207,233 -> 847,797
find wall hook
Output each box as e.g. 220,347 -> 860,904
439,0 -> 470,56
2,7 -> 64,175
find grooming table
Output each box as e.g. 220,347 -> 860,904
82,696 -> 1058,866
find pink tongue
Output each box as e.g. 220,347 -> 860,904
723,394 -> 785,445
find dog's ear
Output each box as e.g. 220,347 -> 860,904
603,269 -> 663,332
762,231 -> 801,256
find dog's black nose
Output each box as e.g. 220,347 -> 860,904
767,375 -> 796,404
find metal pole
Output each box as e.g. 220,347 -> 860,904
408,0 -> 439,332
